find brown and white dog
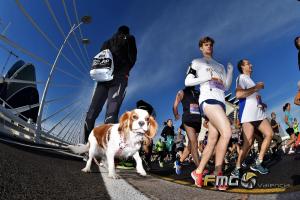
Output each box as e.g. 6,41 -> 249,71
68,109 -> 157,179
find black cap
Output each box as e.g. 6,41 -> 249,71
136,99 -> 155,117
118,25 -> 130,35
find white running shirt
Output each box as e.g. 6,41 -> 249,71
185,58 -> 232,105
236,74 -> 266,123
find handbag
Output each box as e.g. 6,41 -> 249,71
90,49 -> 114,82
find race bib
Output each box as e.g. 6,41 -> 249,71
190,103 -> 200,114
209,80 -> 225,91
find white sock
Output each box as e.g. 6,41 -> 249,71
256,159 -> 262,165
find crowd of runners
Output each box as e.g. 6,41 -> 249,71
141,36 -> 300,191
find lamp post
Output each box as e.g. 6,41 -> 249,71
35,16 -> 91,143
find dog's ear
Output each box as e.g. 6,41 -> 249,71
145,116 -> 158,139
118,111 -> 131,132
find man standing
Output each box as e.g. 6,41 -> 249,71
231,59 -> 273,176
84,25 -> 137,142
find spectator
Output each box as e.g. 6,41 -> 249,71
84,25 -> 137,142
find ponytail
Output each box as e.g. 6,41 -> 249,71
283,103 -> 289,112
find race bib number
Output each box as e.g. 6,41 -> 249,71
190,103 -> 200,114
209,80 -> 225,91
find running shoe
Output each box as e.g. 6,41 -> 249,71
288,149 -> 295,154
215,172 -> 228,191
191,170 -> 203,187
174,160 -> 182,175
230,168 -> 240,177
159,161 -> 164,168
241,160 -> 247,168
202,169 -> 210,176
281,145 -> 286,154
250,163 -> 269,174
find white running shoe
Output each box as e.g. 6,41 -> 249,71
282,145 -> 286,154
288,149 -> 295,154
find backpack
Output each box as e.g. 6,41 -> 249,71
90,49 -> 114,82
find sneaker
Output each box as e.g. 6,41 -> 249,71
191,170 -> 203,187
174,160 -> 182,175
282,145 -> 287,154
215,172 -> 228,191
231,168 -> 240,177
250,163 -> 269,174
288,149 -> 295,154
116,161 -> 134,169
116,164 -> 134,170
242,161 -> 247,168
159,161 -> 164,168
216,184 -> 228,191
202,169 -> 210,176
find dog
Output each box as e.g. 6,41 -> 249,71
68,109 -> 157,179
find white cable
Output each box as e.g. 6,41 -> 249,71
15,0 -> 88,77
62,0 -> 90,68
44,0 -> 89,74
0,34 -> 85,83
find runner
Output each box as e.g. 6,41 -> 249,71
185,36 -> 233,190
283,103 -> 296,154
270,112 -> 283,152
231,59 -> 273,177
294,81 -> 300,106
161,119 -> 175,161
173,86 -> 202,174
155,138 -> 166,168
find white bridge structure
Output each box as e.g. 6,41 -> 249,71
0,0 -> 94,148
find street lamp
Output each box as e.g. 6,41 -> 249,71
35,16 -> 91,143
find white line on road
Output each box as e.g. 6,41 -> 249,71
100,168 -> 150,200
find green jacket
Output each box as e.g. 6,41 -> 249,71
155,140 -> 165,152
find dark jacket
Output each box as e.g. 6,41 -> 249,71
161,125 -> 175,141
101,32 -> 137,77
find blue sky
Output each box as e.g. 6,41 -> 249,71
0,0 -> 300,141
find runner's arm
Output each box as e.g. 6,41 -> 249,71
294,91 -> 300,106
271,123 -> 278,129
224,63 -> 233,91
235,86 -> 257,99
173,90 -> 183,120
185,73 -> 212,86
236,83 -> 263,99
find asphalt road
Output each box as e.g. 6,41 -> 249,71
1,138 -> 300,200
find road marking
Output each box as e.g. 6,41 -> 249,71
99,168 -> 150,200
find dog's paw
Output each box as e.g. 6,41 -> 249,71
108,173 -> 121,179
81,168 -> 91,173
